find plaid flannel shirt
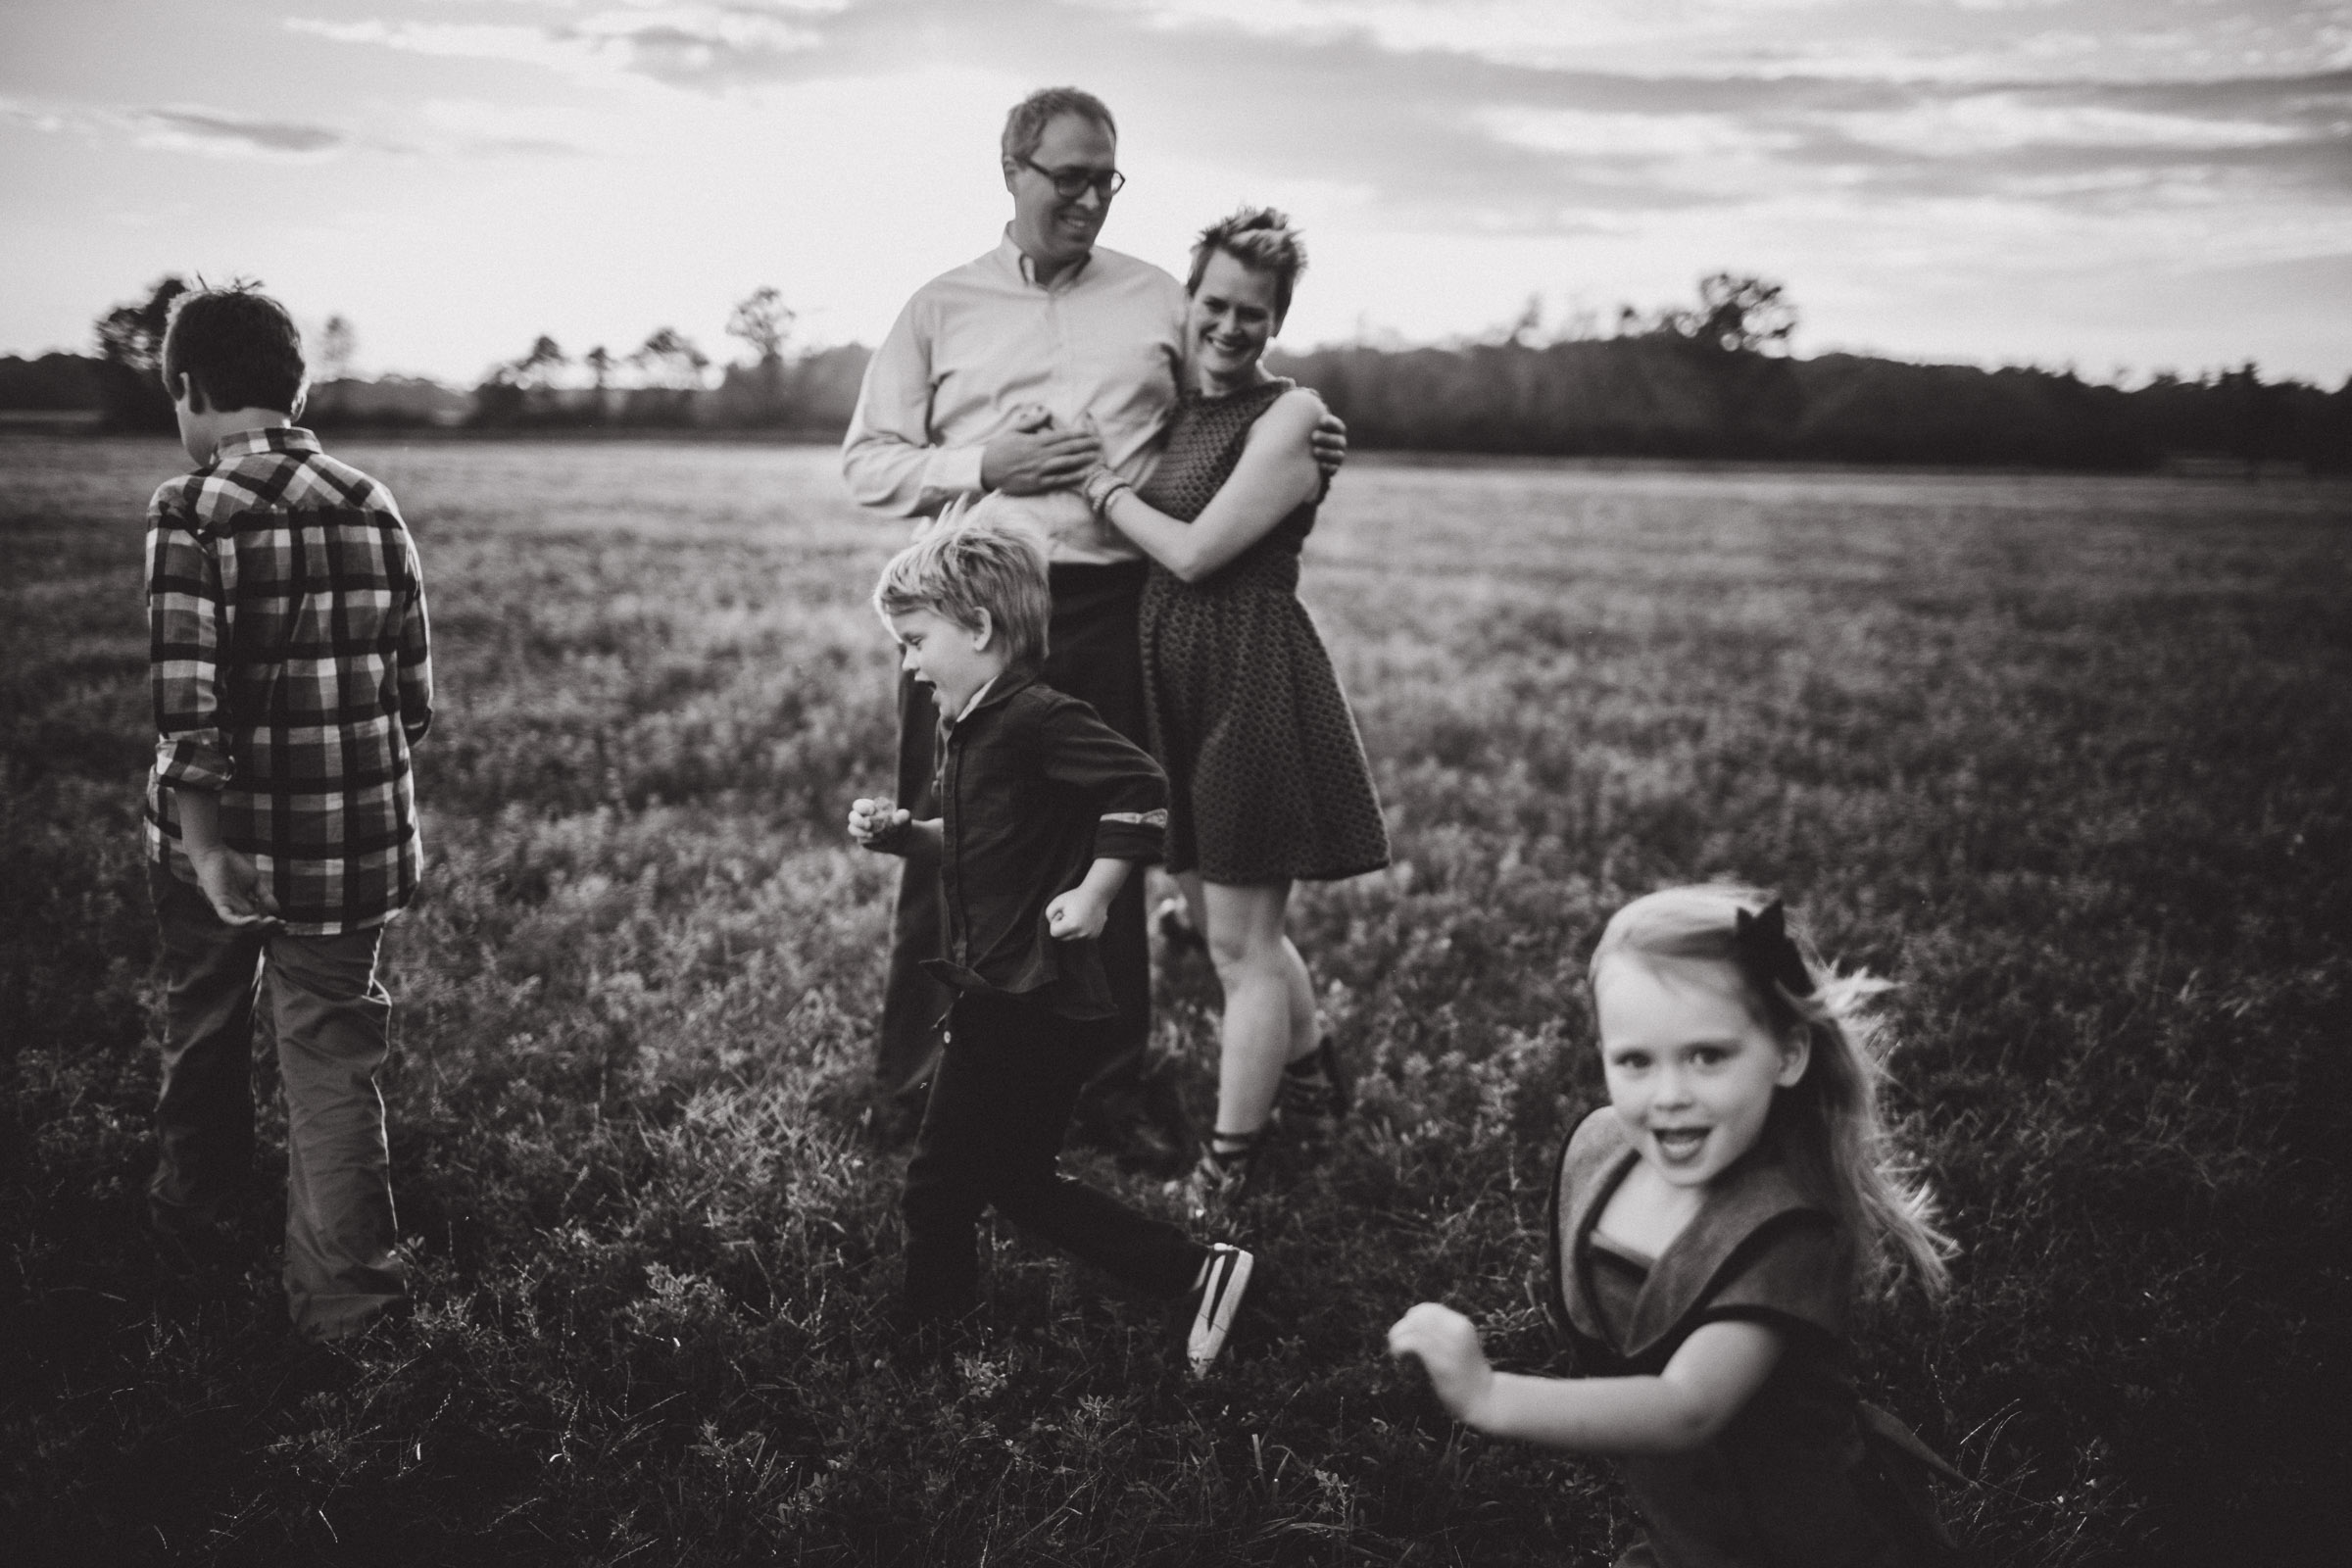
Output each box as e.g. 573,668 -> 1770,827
145,426 -> 432,935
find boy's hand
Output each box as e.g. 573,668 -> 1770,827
188,845 -> 279,927
1044,887 -> 1110,942
1387,1302 -> 1494,1426
1309,409 -> 1348,479
848,797 -> 912,855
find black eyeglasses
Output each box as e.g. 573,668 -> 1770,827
1020,158 -> 1125,200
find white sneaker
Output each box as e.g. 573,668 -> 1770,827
1186,1243 -> 1254,1378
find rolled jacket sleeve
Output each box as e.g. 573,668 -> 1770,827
841,297 -> 985,519
146,488 -> 232,792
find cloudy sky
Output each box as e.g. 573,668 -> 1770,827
5,0 -> 2349,385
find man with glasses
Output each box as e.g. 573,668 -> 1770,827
843,86 -> 1342,1098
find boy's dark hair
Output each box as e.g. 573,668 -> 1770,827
161,281 -> 307,415
1001,86 -> 1116,167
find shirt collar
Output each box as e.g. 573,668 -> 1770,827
942,667 -> 1037,730
999,226 -> 1093,291
213,425 -> 318,461
953,676 -> 999,724
1555,1111 -> 1835,1360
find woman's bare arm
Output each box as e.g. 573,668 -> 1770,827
1098,389 -> 1325,583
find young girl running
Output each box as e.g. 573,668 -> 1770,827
1389,885 -> 1963,1567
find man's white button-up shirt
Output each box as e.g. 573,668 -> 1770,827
841,230 -> 1188,565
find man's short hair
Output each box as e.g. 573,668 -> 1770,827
874,522 -> 1053,667
1001,86 -> 1117,167
161,281 -> 308,414
1187,206 -> 1307,326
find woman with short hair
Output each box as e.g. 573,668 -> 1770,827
1079,207 -> 1389,1210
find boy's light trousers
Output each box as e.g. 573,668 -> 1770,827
147,866 -> 409,1339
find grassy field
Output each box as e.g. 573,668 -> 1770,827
2,433 -> 2347,1566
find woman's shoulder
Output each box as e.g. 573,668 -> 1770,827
1261,380 -> 1325,421
1238,381 -> 1325,446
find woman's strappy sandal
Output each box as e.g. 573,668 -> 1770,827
1274,1034 -> 1351,1130
1170,1127 -> 1262,1221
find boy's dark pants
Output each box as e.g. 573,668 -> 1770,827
901,988 -> 1203,1323
878,561 -> 1151,1095
147,866 -> 409,1340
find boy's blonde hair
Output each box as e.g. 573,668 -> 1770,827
873,522 -> 1053,667
1591,883 -> 1956,1298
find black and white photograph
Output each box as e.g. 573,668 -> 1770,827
2,2 -> 2347,1563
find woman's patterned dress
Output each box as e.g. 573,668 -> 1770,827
1134,377 -> 1389,883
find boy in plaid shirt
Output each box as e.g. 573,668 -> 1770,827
142,282 -> 432,1339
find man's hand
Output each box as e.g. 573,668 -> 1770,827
1387,1302 -> 1495,1427
189,844 -> 278,927
1308,409 -> 1348,480
1045,886 -> 1112,941
848,797 -> 913,855
981,405 -> 1102,496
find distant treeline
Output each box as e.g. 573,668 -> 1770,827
464,347 -> 870,437
1272,339 -> 2352,472
9,272 -> 2348,472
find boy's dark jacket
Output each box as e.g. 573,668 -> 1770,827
922,668 -> 1166,1020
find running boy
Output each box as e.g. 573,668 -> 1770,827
849,522 -> 1252,1375
142,281 -> 432,1341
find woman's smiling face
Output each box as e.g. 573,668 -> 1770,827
1593,954 -> 1809,1190
1188,249 -> 1281,386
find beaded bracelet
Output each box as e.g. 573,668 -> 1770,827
1082,469 -> 1134,515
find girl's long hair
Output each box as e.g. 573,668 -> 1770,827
1591,884 -> 1955,1298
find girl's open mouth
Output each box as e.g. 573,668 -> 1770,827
1653,1127 -> 1707,1161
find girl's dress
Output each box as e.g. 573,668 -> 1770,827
1133,377 -> 1389,884
1547,1107 -> 1962,1568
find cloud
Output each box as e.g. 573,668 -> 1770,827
285,4 -> 834,84
0,85 -> 588,165
0,94 -> 73,135
1763,70 -> 2352,206
282,1 -> 2352,227
286,17 -> 628,77
127,108 -> 350,157
415,98 -> 601,158
0,96 -> 353,160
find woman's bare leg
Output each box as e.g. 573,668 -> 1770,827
1194,879 -> 1320,1140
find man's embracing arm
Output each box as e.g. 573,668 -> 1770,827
842,296 -> 983,518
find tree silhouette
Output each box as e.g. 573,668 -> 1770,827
726,287 -> 794,367
2216,362 -> 2292,477
93,275 -> 187,430
514,335 -> 568,388
1684,273 -> 1797,355
632,328 -> 708,391
318,315 -> 358,381
1618,274 -> 1798,356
